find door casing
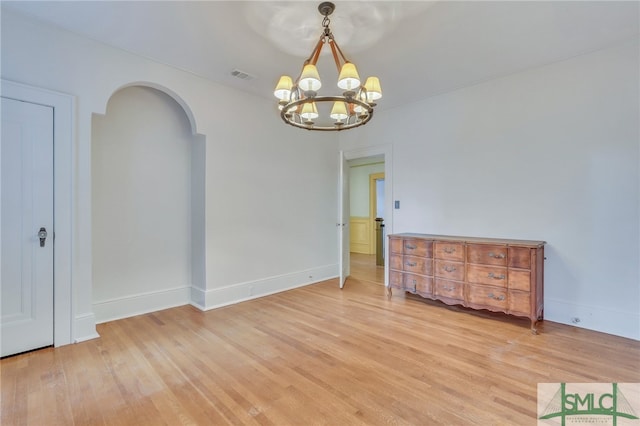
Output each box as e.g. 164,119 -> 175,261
369,172 -> 385,255
339,152 -> 349,288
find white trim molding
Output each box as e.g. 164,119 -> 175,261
191,264 -> 338,311
1,79 -> 82,346
73,313 -> 100,343
93,286 -> 191,324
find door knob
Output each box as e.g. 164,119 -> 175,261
38,227 -> 48,247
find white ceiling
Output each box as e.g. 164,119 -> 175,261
3,1 -> 638,110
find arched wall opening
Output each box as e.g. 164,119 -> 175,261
91,85 -> 205,322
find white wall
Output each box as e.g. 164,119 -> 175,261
199,101 -> 339,309
340,39 -> 640,340
92,87 -> 193,322
1,9 -> 339,339
349,162 -> 384,217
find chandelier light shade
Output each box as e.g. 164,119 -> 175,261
364,77 -> 382,101
273,2 -> 382,131
337,63 -> 361,91
330,101 -> 348,121
274,76 -> 293,100
300,102 -> 319,121
299,64 -> 322,93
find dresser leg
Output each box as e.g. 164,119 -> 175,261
531,319 -> 538,335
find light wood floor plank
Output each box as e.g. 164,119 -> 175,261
2,258 -> 639,425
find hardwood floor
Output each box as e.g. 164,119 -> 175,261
2,278 -> 639,425
350,252 -> 385,285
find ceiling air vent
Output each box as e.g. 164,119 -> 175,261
231,69 -> 255,81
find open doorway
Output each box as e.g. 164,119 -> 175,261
346,155 -> 385,286
349,155 -> 384,285
339,146 -> 392,289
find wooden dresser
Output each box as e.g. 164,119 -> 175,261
388,234 -> 545,333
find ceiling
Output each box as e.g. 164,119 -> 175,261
3,1 -> 639,111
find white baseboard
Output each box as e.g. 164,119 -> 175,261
93,286 -> 191,324
90,265 -> 338,328
545,298 -> 639,340
190,286 -> 207,310
73,312 -> 100,343
192,264 -> 338,311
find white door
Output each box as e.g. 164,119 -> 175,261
338,151 -> 350,288
1,97 -> 54,357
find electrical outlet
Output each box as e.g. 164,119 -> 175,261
571,317 -> 581,324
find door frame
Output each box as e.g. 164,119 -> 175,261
2,79 -> 75,347
338,153 -> 349,288
369,172 -> 384,255
340,145 -> 393,287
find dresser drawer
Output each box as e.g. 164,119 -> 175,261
508,270 -> 531,291
434,260 -> 464,281
402,239 -> 432,257
389,271 -> 403,288
467,244 -> 507,266
389,238 -> 404,255
467,265 -> 507,287
404,274 -> 433,296
434,279 -> 464,301
508,290 -> 531,316
403,255 -> 433,276
467,284 -> 507,310
390,254 -> 403,271
434,242 -> 464,261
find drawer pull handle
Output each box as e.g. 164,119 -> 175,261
443,265 -> 457,273
405,244 -> 417,250
410,279 -> 417,293
487,293 -> 505,301
443,247 -> 456,254
488,272 -> 506,280
443,286 -> 454,292
406,262 -> 417,267
488,252 -> 506,259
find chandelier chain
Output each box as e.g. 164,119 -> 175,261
322,15 -> 332,40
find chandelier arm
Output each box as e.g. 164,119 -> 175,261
328,40 -> 343,74
330,38 -> 351,65
308,35 -> 326,66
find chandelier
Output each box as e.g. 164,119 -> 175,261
273,2 -> 382,131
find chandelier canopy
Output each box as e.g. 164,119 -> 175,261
273,2 -> 382,131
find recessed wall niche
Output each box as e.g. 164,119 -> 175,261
92,85 -> 201,322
